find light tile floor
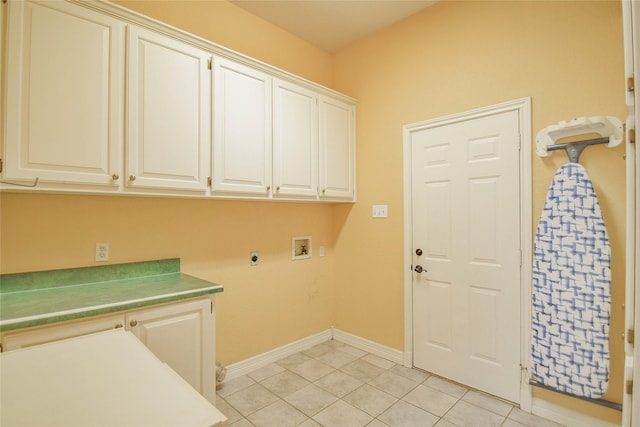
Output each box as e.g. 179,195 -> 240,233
216,340 -> 565,427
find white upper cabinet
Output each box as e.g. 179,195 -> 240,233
319,96 -> 356,200
3,0 -> 124,187
126,26 -> 211,192
1,1 -> 355,201
273,79 -> 318,198
212,57 -> 272,195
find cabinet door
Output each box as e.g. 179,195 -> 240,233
319,96 -> 356,200
126,299 -> 215,403
212,57 -> 272,195
127,26 -> 211,191
273,79 -> 318,198
3,0 -> 124,186
1,314 -> 125,352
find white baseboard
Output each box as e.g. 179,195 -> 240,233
223,328 -> 405,382
331,328 -> 405,365
224,329 -> 332,381
532,397 -> 621,427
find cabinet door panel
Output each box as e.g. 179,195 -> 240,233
127,26 -> 210,191
4,0 -> 124,185
212,57 -> 271,194
273,79 -> 318,197
319,96 -> 356,200
126,299 -> 213,401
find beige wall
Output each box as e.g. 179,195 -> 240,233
0,194 -> 338,364
331,0 -> 625,422
0,0 -> 338,365
114,0 -> 333,87
0,0 -> 627,423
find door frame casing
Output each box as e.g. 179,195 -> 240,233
402,97 -> 532,407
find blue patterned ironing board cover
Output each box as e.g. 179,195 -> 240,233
531,163 -> 611,399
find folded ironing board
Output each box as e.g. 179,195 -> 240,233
531,162 -> 611,399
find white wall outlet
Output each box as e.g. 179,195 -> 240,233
250,251 -> 259,266
96,243 -> 109,262
372,205 -> 388,218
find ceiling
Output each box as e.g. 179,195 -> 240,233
228,0 -> 437,53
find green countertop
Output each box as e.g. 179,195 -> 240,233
0,259 -> 223,332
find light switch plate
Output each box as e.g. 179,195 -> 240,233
372,205 -> 388,218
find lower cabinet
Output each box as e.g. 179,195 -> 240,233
126,298 -> 215,403
0,297 -> 216,404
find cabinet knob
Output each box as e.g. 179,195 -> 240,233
266,185 -> 271,191
112,174 -> 120,181
276,186 -> 280,192
129,175 -> 136,182
322,188 -> 326,194
114,323 -> 124,329
130,320 -> 138,327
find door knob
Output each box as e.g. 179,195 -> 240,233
415,249 -> 423,256
414,265 -> 426,273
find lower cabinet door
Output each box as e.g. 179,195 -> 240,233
126,298 -> 215,403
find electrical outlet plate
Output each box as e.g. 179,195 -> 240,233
96,243 -> 109,262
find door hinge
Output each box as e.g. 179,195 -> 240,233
628,329 -> 635,344
628,76 -> 635,92
0,158 -> 3,173
629,128 -> 636,144
627,380 -> 633,394
211,300 -> 213,314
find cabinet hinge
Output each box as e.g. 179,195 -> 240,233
630,128 -> 636,144
628,76 -> 635,92
628,329 -> 635,344
0,158 -> 3,173
208,57 -> 212,70
207,176 -> 212,187
627,380 -> 634,394
211,300 -> 213,314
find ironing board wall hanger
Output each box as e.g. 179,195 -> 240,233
536,116 -> 623,163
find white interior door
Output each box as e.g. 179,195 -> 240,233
411,108 -> 522,403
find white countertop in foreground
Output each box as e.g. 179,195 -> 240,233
0,329 -> 227,427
